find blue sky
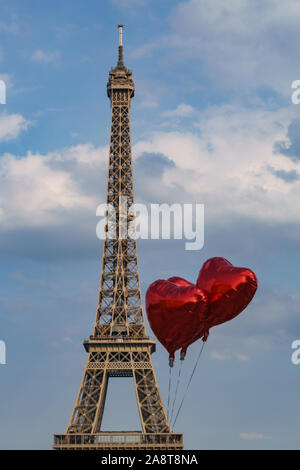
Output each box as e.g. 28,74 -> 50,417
0,0 -> 300,450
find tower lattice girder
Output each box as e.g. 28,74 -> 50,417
53,28 -> 183,451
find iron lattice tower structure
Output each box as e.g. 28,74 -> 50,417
53,26 -> 183,451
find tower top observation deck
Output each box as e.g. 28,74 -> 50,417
107,24 -> 135,98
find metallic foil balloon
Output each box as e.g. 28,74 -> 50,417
196,257 -> 258,329
176,259 -> 258,356
146,279 -> 209,359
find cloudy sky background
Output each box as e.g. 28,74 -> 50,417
0,0 -> 300,449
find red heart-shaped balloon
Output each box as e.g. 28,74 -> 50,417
196,257 -> 258,328
146,278 -> 209,358
180,258 -> 257,355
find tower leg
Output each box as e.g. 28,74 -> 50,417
133,356 -> 170,434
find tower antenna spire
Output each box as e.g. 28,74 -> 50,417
117,24 -> 125,67
118,24 -> 123,46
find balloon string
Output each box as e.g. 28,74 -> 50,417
172,341 -> 205,429
167,365 -> 172,421
170,360 -> 183,425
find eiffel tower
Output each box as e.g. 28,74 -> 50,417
53,26 -> 183,451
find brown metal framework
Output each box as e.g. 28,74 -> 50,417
53,29 -> 183,451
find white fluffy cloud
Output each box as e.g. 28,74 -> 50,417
0,144 -> 107,229
166,0 -> 300,92
162,104 -> 197,118
31,50 -> 61,63
135,103 -> 300,224
0,113 -> 31,141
